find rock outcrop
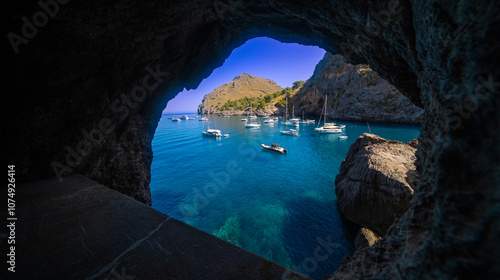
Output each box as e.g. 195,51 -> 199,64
290,53 -> 423,123
5,1 -> 500,279
354,228 -> 382,250
197,73 -> 283,115
335,133 -> 418,235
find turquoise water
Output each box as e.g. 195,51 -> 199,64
150,114 -> 421,279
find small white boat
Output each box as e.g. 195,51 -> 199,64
223,134 -> 230,137
249,115 -> 257,119
262,116 -> 270,119
282,121 -> 299,127
222,115 -> 230,118
180,115 -> 189,120
263,119 -> 274,124
202,129 -> 222,137
261,143 -> 287,154
280,129 -> 298,136
318,127 -> 342,134
245,123 -> 261,128
241,118 -> 247,122
339,132 -> 348,139
172,118 -> 181,122
272,117 -> 279,121
199,117 -> 208,121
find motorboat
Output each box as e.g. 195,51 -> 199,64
241,118 -> 247,122
261,143 -> 287,154
199,117 -> 208,121
172,118 -> 181,122
180,115 -> 189,120
222,115 -> 230,118
263,119 -> 274,124
339,132 -> 348,139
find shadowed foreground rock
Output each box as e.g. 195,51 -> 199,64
335,133 -> 418,235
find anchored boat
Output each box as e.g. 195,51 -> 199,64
261,143 -> 287,154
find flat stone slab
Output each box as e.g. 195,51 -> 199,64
4,174 -> 309,280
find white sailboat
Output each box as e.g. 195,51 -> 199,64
315,95 -> 342,133
280,97 -> 298,136
245,103 -> 260,128
202,102 -> 222,138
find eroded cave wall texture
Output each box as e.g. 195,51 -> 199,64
4,0 -> 499,278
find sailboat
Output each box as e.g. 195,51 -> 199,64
280,97 -> 298,136
299,111 -> 315,124
172,113 -> 180,122
245,103 -> 260,128
315,95 -> 342,134
202,101 -> 222,137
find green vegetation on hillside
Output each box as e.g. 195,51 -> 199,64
217,83 -> 302,111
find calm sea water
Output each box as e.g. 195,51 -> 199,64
150,114 -> 421,279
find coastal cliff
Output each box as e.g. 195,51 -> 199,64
289,53 -> 423,123
335,133 -> 418,236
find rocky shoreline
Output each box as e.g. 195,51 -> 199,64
335,133 -> 419,248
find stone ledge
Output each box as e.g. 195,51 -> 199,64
7,174 -> 309,280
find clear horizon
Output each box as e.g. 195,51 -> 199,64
164,37 -> 326,114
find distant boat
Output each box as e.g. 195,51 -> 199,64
245,104 -> 260,128
261,143 -> 287,154
189,117 -> 195,120
280,128 -> 298,136
241,118 -> 247,122
199,117 -> 208,121
245,122 -> 261,128
180,115 -> 189,120
299,112 -> 315,124
262,116 -> 270,119
222,115 -> 230,118
315,95 -> 342,133
202,102 -> 222,138
280,97 -> 299,136
263,119 -> 274,124
339,132 -> 348,139
172,113 -> 180,122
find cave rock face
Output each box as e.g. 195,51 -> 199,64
290,53 -> 423,123
335,133 -> 418,235
5,0 -> 500,279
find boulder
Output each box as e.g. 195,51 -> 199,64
335,133 -> 418,235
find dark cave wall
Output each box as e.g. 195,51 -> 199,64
4,0 -> 499,278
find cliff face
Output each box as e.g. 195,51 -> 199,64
197,73 -> 283,114
5,0 -> 499,279
291,53 -> 423,123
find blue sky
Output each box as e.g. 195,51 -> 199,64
164,37 -> 326,113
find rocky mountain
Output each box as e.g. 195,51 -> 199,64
289,53 -> 423,123
197,74 -> 283,115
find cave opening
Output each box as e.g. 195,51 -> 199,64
149,37 -> 421,279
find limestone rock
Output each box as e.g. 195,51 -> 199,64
354,227 -> 382,250
290,53 -> 423,123
335,133 -> 418,235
